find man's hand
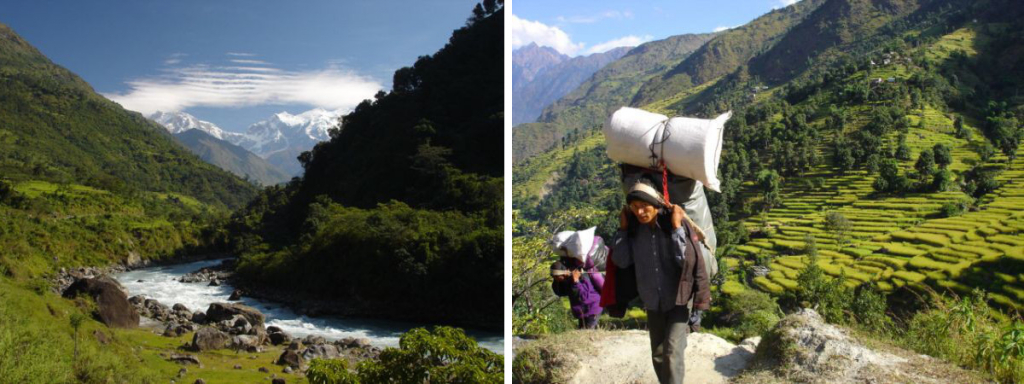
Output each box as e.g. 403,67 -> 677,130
671,204 -> 687,229
572,269 -> 581,283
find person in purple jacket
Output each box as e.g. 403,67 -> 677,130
551,260 -> 602,329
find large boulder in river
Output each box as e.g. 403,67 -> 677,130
205,303 -> 265,328
62,276 -> 139,328
192,327 -> 230,351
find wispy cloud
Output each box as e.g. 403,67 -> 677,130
229,59 -> 268,65
555,10 -> 633,24
105,55 -> 382,116
164,53 -> 187,65
225,52 -> 255,57
585,35 -> 651,55
508,14 -> 583,56
713,25 -> 737,32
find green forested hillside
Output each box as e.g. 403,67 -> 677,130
512,33 -> 716,162
174,129 -> 291,186
515,0 -> 1024,379
0,23 -> 256,209
227,5 -> 503,329
0,21 -> 259,278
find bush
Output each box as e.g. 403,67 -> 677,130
358,327 -> 502,383
306,359 -> 358,384
902,291 -> 1024,383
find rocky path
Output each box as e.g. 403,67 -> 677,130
567,331 -> 758,384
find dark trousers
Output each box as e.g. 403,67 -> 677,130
647,306 -> 689,384
577,314 -> 599,329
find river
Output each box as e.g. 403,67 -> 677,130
113,259 -> 503,353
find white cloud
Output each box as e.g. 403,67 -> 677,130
713,25 -> 737,32
226,52 -> 255,57
585,35 -> 651,55
779,0 -> 801,7
105,58 -> 382,116
508,14 -> 583,56
229,59 -> 268,65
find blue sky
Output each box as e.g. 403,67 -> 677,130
508,0 -> 801,57
0,0 -> 481,131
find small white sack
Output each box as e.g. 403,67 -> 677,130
604,107 -> 730,192
548,227 -> 596,264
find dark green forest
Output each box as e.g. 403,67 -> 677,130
227,3 -> 504,329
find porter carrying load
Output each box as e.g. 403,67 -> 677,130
603,106 -> 729,279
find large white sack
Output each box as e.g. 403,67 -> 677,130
605,107 -> 730,192
548,227 -> 596,264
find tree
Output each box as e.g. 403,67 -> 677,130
757,169 -> 782,212
824,211 -> 851,251
895,133 -> 912,161
932,143 -> 952,169
915,149 -> 935,181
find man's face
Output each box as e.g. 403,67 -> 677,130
629,200 -> 658,225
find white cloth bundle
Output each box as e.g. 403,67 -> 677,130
548,227 -> 596,264
604,107 -> 731,192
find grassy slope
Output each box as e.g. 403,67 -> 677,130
0,279 -> 305,384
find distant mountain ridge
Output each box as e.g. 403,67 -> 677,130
173,129 -> 291,186
512,32 -> 716,162
509,43 -> 632,126
149,109 -> 342,176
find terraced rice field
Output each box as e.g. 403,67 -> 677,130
731,109 -> 1024,311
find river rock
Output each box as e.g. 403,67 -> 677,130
126,251 -> 142,268
208,279 -> 220,287
192,310 -> 206,324
302,335 -> 326,346
62,276 -> 139,328
168,354 -> 201,366
272,379 -> 286,384
276,349 -> 304,368
194,379 -> 206,384
301,344 -> 339,361
128,295 -> 146,306
229,289 -> 243,301
283,366 -> 293,374
268,328 -> 291,346
173,303 -> 190,312
287,340 -> 303,350
205,303 -> 265,329
191,327 -> 229,351
259,367 -> 269,373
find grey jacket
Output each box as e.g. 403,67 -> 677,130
610,222 -> 688,313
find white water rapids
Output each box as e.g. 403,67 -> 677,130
113,259 -> 503,353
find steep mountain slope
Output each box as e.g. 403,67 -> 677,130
174,129 -> 291,186
631,0 -> 828,107
0,22 -> 256,209
512,33 -> 715,162
514,0 -> 1024,340
227,6 -> 503,329
509,44 -> 630,126
510,42 -> 569,92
